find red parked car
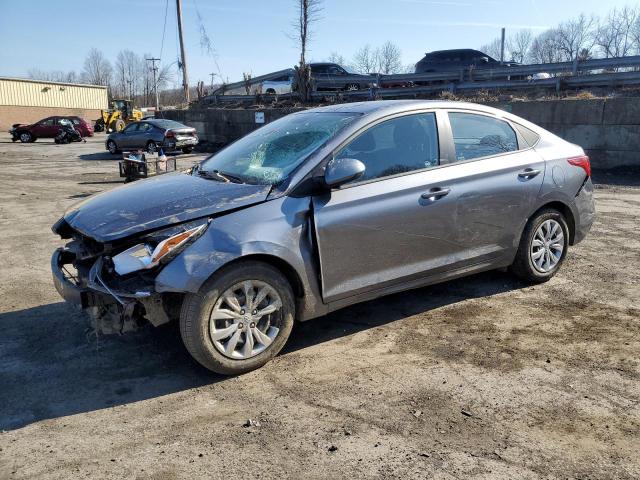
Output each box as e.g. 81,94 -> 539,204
9,116 -> 94,142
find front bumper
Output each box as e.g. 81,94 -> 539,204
51,248 -> 153,308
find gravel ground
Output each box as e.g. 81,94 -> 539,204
0,133 -> 638,480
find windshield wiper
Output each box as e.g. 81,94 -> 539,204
198,169 -> 244,184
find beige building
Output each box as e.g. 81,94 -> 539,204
0,77 -> 108,130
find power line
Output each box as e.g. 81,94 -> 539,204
159,0 -> 169,61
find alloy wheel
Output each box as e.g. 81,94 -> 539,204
20,133 -> 31,142
530,219 -> 564,273
209,280 -> 283,360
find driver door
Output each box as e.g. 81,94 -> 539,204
312,111 -> 457,303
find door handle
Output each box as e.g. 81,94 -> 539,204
420,187 -> 451,201
518,168 -> 541,179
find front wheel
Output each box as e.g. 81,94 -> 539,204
344,83 -> 360,91
107,140 -> 119,154
511,209 -> 569,283
180,261 -> 295,375
19,132 -> 32,143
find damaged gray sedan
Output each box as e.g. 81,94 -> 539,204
52,100 -> 595,375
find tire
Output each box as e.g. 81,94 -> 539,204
146,141 -> 158,154
182,147 -> 193,154
511,208 -> 569,283
110,119 -> 125,132
180,261 -> 295,375
19,132 -> 32,143
106,140 -> 119,154
265,88 -> 276,94
94,120 -> 104,132
344,83 -> 360,91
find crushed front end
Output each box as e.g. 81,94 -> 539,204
51,216 -> 209,334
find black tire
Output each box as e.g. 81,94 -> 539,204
180,261 -> 295,375
182,147 -> 193,154
94,120 -> 104,132
146,141 -> 158,154
510,208 -> 569,283
106,140 -> 119,154
344,83 -> 360,91
19,132 -> 32,143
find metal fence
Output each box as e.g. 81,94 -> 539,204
203,55 -> 640,105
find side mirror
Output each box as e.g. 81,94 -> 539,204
324,158 -> 365,187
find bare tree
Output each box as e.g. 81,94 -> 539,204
352,44 -> 378,73
529,29 -> 564,64
596,6 -> 637,58
326,51 -> 347,66
480,37 -> 502,60
555,14 -> 597,61
290,0 -> 322,101
114,50 -> 142,99
82,48 -> 112,87
27,69 -> 80,83
376,41 -> 402,74
292,0 -> 323,67
508,29 -> 533,63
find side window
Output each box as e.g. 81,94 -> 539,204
123,123 -> 138,133
39,118 -> 55,126
448,112 -> 518,162
335,113 -> 439,184
138,123 -> 152,132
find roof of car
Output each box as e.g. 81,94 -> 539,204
299,100 -> 500,116
427,49 -> 484,55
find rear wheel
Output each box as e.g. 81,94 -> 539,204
511,209 -> 569,283
344,83 -> 360,91
146,141 -> 158,154
180,261 -> 295,375
19,132 -> 32,143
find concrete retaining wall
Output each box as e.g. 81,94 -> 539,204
164,98 -> 640,170
495,97 -> 640,169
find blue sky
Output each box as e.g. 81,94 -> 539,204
0,0 -> 633,86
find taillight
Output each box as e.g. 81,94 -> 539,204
567,155 -> 591,178
165,130 -> 176,138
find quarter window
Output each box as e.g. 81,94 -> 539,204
448,112 -> 518,161
335,113 -> 439,183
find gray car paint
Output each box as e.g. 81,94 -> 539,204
149,100 -> 594,322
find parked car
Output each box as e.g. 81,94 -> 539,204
309,63 -> 373,91
415,48 -> 517,74
261,73 -> 294,95
105,119 -> 198,154
10,116 -> 93,142
52,100 -> 594,375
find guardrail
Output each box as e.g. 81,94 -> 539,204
202,55 -> 640,105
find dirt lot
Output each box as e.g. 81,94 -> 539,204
0,133 -> 638,480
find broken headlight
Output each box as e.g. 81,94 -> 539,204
112,218 -> 209,275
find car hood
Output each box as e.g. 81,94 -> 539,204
62,172 -> 271,242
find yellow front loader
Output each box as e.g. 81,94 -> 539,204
94,99 -> 143,133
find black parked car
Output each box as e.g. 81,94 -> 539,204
309,63 -> 373,91
415,49 -> 515,74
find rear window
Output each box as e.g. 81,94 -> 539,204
449,112 -> 518,161
150,119 -> 186,129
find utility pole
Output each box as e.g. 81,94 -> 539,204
500,27 -> 506,64
176,0 -> 190,103
209,73 -> 216,89
146,57 -> 161,111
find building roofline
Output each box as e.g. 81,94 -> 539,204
0,77 -> 108,89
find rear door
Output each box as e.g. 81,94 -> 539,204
436,110 -> 546,261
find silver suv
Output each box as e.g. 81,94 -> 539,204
52,100 -> 595,375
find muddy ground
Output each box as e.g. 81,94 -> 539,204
0,133 -> 638,480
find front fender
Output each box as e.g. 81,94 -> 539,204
154,196 -> 328,321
